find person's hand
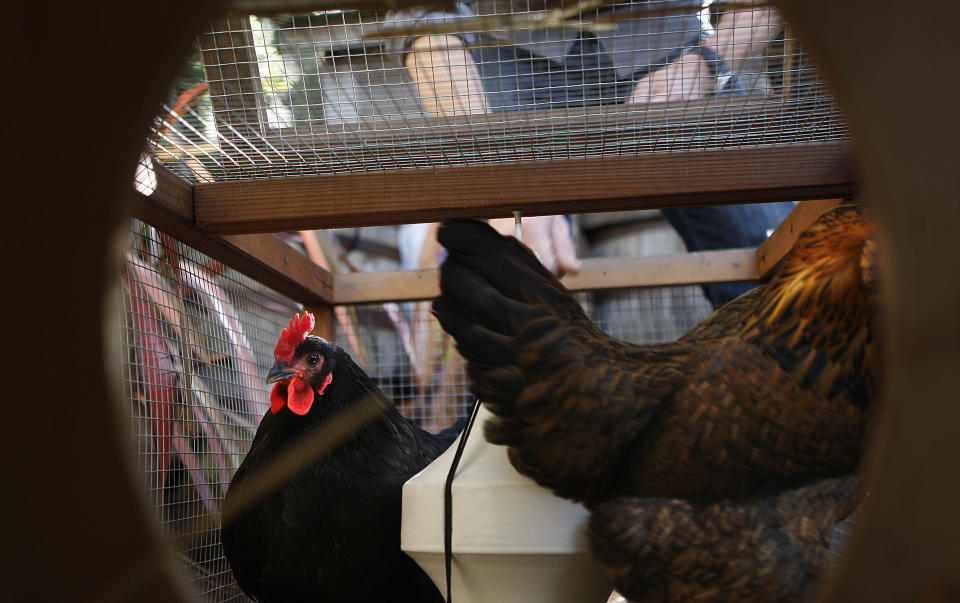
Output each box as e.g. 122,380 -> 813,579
627,51 -> 714,104
488,215 -> 581,276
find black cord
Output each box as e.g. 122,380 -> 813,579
443,397 -> 482,603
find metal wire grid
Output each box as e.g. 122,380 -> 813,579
121,219 -> 299,601
582,284 -> 714,342
150,1 -> 845,183
332,301 -> 477,433
832,503 -> 861,559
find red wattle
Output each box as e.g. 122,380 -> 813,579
286,376 -> 315,415
270,383 -> 286,414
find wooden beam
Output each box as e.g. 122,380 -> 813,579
755,198 -> 843,278
194,141 -> 857,234
217,233 -> 335,305
131,159 -> 334,305
335,268 -> 440,304
134,153 -> 195,222
563,248 -> 758,292
130,159 -> 198,232
334,248 -> 757,304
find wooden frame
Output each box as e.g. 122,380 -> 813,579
134,154 -> 827,308
193,141 -> 855,234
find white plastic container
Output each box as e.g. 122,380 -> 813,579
401,405 -> 612,602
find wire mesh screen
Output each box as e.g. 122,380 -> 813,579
121,220 -> 300,601
150,0 -> 845,182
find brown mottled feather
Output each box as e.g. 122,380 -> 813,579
434,205 -> 876,504
588,476 -> 857,602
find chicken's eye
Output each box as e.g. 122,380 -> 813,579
307,353 -> 320,366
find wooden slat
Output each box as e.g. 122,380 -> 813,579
218,233 -> 335,305
336,268 -> 440,304
131,160 -> 334,305
195,141 -> 857,234
334,248 -> 757,304
755,198 -> 843,278
130,159 -> 197,233
152,157 -> 193,219
563,248 -> 757,291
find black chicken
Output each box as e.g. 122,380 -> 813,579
222,312 -> 461,603
432,205 -> 877,600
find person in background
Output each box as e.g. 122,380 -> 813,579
391,0 -> 793,307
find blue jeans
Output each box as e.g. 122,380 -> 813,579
468,35 -> 791,308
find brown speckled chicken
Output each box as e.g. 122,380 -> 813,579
433,205 -> 877,600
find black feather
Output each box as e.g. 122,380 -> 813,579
222,336 -> 462,603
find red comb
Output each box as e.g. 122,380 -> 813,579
274,311 -> 316,362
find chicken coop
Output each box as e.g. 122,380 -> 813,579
123,3 -> 857,599
11,0 -> 960,601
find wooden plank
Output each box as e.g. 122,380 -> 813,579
137,153 -> 194,221
563,248 -> 758,291
218,233 -> 335,305
130,159 -> 197,233
334,248 -> 757,304
195,141 -> 856,234
131,160 -> 334,305
336,268 -> 440,304
755,198 -> 843,278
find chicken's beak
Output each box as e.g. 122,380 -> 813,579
265,362 -> 298,385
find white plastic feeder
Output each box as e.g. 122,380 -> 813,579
401,405 -> 612,602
